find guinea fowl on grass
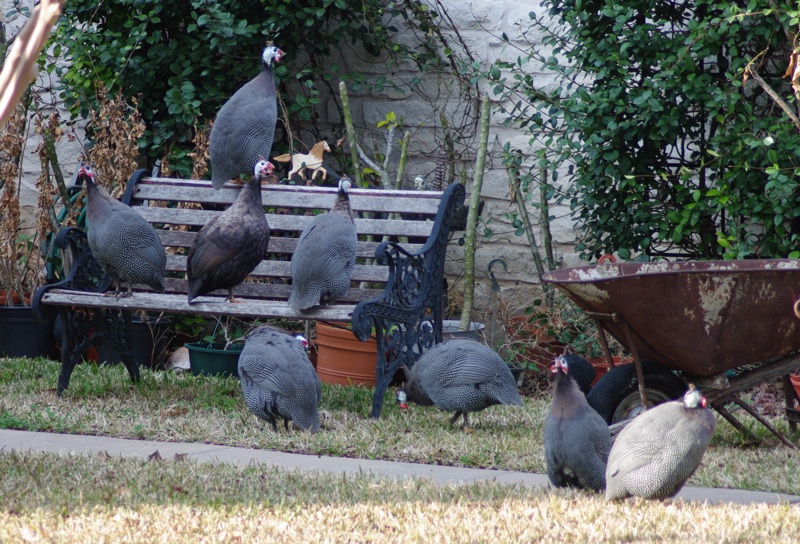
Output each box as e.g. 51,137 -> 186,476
209,43 -> 283,190
288,175 -> 357,311
605,384 -> 717,501
81,165 -> 166,297
397,339 -> 523,429
544,355 -> 611,492
239,326 -> 322,433
187,159 -> 274,304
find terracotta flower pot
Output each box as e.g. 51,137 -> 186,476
315,322 -> 377,387
586,355 -> 634,386
0,290 -> 31,306
790,372 -> 800,400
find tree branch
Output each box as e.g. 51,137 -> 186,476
745,64 -> 800,133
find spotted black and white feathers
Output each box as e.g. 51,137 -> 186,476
397,339 -> 523,427
605,385 -> 716,500
544,355 -> 611,492
81,165 -> 166,297
209,44 -> 283,189
187,159 -> 273,303
288,176 -> 357,310
238,326 -> 322,433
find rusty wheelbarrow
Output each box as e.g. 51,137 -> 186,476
543,259 -> 800,448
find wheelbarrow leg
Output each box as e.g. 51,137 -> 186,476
621,322 -> 649,411
728,397 -> 798,449
709,401 -> 761,446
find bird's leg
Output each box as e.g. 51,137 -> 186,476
116,283 -> 134,299
270,420 -> 278,433
284,419 -> 289,431
448,411 -> 463,425
103,282 -> 121,297
227,289 -> 241,304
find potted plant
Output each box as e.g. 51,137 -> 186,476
185,316 -> 254,378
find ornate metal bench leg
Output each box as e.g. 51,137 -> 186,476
56,308 -> 92,396
118,311 -> 141,385
95,309 -> 140,385
370,336 -> 390,418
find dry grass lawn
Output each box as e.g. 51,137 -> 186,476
1,356 -> 799,542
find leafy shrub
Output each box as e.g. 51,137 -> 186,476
486,0 -> 800,260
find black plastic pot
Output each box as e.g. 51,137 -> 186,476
95,316 -> 172,369
0,306 -> 58,359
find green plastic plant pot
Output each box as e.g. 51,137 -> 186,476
185,342 -> 243,378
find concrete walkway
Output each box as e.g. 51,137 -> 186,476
1,429 -> 798,506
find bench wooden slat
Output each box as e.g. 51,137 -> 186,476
163,256 -> 390,283
162,278 -> 383,303
157,230 -> 426,256
133,178 -> 444,215
133,206 -> 436,237
40,289 -> 359,321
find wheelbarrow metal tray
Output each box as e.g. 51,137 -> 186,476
542,260 -> 800,376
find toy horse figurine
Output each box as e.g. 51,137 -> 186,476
274,140 -> 331,185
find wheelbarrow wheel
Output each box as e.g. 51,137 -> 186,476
586,360 -> 687,425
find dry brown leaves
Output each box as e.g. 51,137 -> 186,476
84,84 -> 146,199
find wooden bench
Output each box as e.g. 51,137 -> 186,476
33,170 -> 467,417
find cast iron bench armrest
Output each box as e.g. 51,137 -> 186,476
32,227 -> 111,323
352,182 -> 467,418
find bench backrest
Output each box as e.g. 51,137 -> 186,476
124,174 -> 448,304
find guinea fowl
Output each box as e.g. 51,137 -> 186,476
397,339 -> 523,428
605,384 -> 716,501
239,326 -> 322,433
561,353 -> 596,395
187,159 -> 273,304
544,355 -> 611,492
81,165 -> 166,297
288,175 -> 357,311
209,43 -> 283,190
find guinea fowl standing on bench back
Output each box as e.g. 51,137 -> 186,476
397,339 -> 523,428
209,43 -> 283,189
187,159 -> 274,304
239,326 -> 322,433
605,384 -> 716,500
81,165 -> 166,297
288,175 -> 357,310
544,355 -> 611,492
